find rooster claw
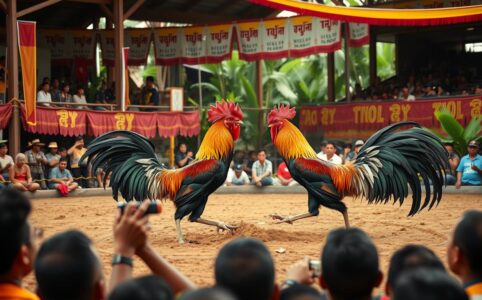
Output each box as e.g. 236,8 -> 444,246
270,213 -> 294,224
216,222 -> 238,234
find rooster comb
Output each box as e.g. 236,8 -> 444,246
268,104 -> 296,123
207,100 -> 243,123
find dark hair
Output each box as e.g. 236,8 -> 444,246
453,210 -> 482,276
35,230 -> 100,300
321,228 -> 379,300
387,244 -> 445,289
146,76 -> 155,83
59,147 -> 67,152
59,158 -> 69,164
0,188 -> 31,275
108,275 -> 173,300
215,238 -> 275,300
178,143 -> 187,149
178,287 -> 236,300
257,149 -> 266,155
280,284 -> 322,300
393,268 -> 468,300
0,143 -> 7,148
41,81 -> 49,87
75,136 -> 84,142
61,83 -> 70,90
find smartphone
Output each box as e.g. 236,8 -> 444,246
309,260 -> 321,278
117,201 -> 162,215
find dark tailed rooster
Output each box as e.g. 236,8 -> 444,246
268,104 -> 449,227
82,101 -> 243,243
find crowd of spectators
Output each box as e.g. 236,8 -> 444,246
0,188 -> 481,300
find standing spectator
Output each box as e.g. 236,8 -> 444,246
456,140 -> 482,188
346,140 -> 364,163
25,139 -> 48,190
51,78 -> 61,102
0,140 -> 14,183
317,142 -> 342,165
37,82 -> 53,107
226,164 -> 250,186
175,143 -> 193,168
9,153 -> 40,192
252,150 -> 273,187
444,142 -> 460,185
400,87 -> 415,101
73,86 -> 88,109
45,142 -> 60,178
48,158 -> 78,196
60,83 -> 73,104
141,76 -> 160,107
277,162 -> 297,186
0,189 -> 40,300
68,136 -> 88,188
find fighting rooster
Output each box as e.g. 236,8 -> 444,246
82,101 -> 243,243
268,104 -> 449,227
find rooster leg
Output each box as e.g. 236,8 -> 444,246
271,212 -> 314,224
194,218 -> 238,234
175,219 -> 185,244
342,211 -> 350,228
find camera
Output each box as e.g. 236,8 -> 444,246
309,260 -> 321,278
117,201 -> 162,215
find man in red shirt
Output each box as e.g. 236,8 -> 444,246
277,162 -> 298,186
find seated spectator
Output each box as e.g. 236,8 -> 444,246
345,140 -> 364,163
385,244 -> 446,297
51,78 -> 61,102
393,268 -> 468,300
447,210 -> 482,299
276,161 -> 297,186
94,98 -> 108,111
280,284 -> 322,300
60,83 -> 73,104
68,136 -> 89,188
317,141 -> 327,158
215,238 -> 275,300
400,87 -> 415,101
0,140 -> 13,183
37,81 -> 53,107
25,139 -> 48,190
444,142 -> 460,185
73,86 -> 88,109
45,142 -> 60,178
252,150 -> 273,187
48,158 -> 78,196
227,164 -> 250,186
317,142 -> 342,165
175,143 -> 193,168
245,150 -> 258,177
0,188 -> 40,300
179,287 -> 237,300
456,140 -> 482,188
10,153 -> 40,192
140,76 -> 160,106
108,275 -> 173,300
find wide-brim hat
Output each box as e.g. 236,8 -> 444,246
0,139 -> 7,146
468,140 -> 479,148
354,139 -> 364,147
27,139 -> 45,149
48,142 -> 58,148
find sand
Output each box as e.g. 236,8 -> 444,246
25,193 -> 482,291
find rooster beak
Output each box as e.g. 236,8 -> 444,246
238,120 -> 244,125
268,124 -> 274,128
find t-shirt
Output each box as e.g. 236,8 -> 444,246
0,154 -> 14,177
465,280 -> 482,300
228,170 -> 250,185
175,152 -> 192,168
252,160 -> 273,177
49,167 -> 72,179
277,162 -> 292,180
37,91 -> 52,106
73,94 -> 87,109
141,87 -> 160,106
0,283 -> 40,300
317,153 -> 342,165
456,154 -> 482,185
70,147 -> 87,168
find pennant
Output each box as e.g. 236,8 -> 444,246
122,47 -> 130,111
17,21 -> 37,125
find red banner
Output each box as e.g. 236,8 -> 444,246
299,96 -> 481,139
157,112 -> 200,137
18,21 -> 37,125
87,111 -> 158,138
0,104 -> 12,129
21,105 -> 87,136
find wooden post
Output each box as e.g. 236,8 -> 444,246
256,60 -> 264,148
369,27 -> 377,86
344,23 -> 351,103
7,0 -> 19,155
114,0 -> 124,109
327,53 -> 335,102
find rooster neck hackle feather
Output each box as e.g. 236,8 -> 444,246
195,121 -> 234,160
275,121 -> 317,160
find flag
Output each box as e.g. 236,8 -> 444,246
122,47 -> 130,111
17,21 -> 36,125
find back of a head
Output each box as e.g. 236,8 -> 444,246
35,230 -> 100,300
178,287 -> 237,300
453,210 -> 482,277
215,237 -> 275,300
280,284 -> 322,300
108,275 -> 173,300
0,188 -> 31,275
393,268 -> 468,300
321,228 -> 379,300
387,244 -> 445,290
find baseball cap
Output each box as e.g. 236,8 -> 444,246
468,140 -> 479,148
234,164 -> 243,171
355,140 -> 364,147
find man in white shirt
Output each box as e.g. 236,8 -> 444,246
226,164 -> 250,186
0,140 -> 13,183
317,142 -> 342,165
37,82 -> 52,107
252,150 -> 273,187
73,86 -> 88,109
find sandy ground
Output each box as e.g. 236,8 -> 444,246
25,193 -> 482,292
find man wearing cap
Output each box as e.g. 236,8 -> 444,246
0,140 -> 13,187
45,142 -> 61,181
346,140 -> 364,163
456,141 -> 482,188
25,139 -> 48,190
226,164 -> 250,186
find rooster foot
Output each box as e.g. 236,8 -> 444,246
216,221 -> 238,234
270,213 -> 294,224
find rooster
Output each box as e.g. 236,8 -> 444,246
82,101 -> 243,243
268,104 -> 449,227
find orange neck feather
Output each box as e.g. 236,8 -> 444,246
195,121 -> 234,160
274,121 -> 317,160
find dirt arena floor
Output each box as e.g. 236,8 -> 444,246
25,193 -> 482,292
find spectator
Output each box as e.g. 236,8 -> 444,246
474,84 -> 482,95
60,83 -> 73,104
245,151 -> 258,176
73,86 -> 88,109
179,288 -> 236,300
277,161 -> 297,186
252,150 -> 273,187
45,142 -> 60,178
10,153 -> 40,192
0,140 -> 14,184
227,164 -> 250,186
215,238 -> 275,300
385,244 -> 446,297
59,146 -> 69,160
0,188 -> 40,300
393,268 -> 468,300
400,87 -> 415,101
141,76 -> 160,107
342,142 -> 352,164
25,139 -> 48,190
175,143 -> 193,168
108,275 -> 173,300
94,98 -> 108,111
447,210 -> 482,299
317,141 -> 327,157
37,82 -> 53,107
51,78 -> 61,102
353,83 -> 365,101
456,140 -> 482,188
317,142 -> 342,165
280,285 -> 322,300
68,136 -> 89,188
444,142 -> 460,185
346,140 -> 364,163
48,158 -> 78,196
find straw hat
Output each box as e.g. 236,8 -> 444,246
26,139 -> 45,149
48,142 -> 58,148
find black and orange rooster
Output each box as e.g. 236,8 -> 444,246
82,101 -> 243,243
268,104 -> 449,227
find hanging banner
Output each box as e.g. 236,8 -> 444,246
315,18 -> 342,53
157,112 -> 200,137
0,104 -> 12,129
71,30 -> 96,61
262,18 -> 290,60
21,105 -> 87,136
18,21 -> 37,126
87,111 -> 158,138
153,27 -> 182,65
124,29 -> 151,66
99,30 -> 115,67
299,96 -> 481,139
181,26 -> 207,64
235,21 -> 264,61
39,29 -> 72,64
122,47 -> 130,110
348,23 -> 370,47
206,24 -> 234,64
289,16 -> 316,58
